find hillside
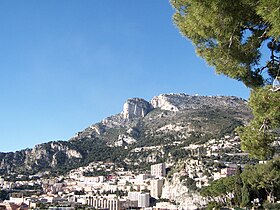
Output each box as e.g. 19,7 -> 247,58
0,93 -> 252,176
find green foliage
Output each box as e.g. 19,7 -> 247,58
257,0 -> 280,37
180,175 -> 198,191
83,169 -> 106,177
206,201 -> 223,210
170,0 -> 280,88
200,176 -> 235,207
201,159 -> 280,208
170,0 -> 280,160
234,166 -> 243,205
241,184 -> 250,207
241,158 -> 280,203
263,202 -> 280,210
237,86 -> 280,159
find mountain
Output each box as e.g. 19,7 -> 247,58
0,93 -> 252,176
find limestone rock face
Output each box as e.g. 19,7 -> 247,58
151,93 -> 248,112
0,92 -> 252,175
122,98 -> 153,119
161,173 -> 207,210
151,94 -> 180,111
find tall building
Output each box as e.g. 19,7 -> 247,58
150,179 -> 164,199
138,193 -> 150,207
128,192 -> 150,208
151,163 -> 166,177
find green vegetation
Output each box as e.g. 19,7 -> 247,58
171,0 -> 280,159
237,87 -> 280,159
200,158 -> 280,208
171,0 -> 280,87
171,0 -> 280,206
83,169 -> 107,177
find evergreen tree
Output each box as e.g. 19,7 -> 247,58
241,158 -> 280,204
234,166 -> 243,205
170,0 -> 280,87
170,0 -> 280,159
236,86 -> 280,159
241,183 -> 250,207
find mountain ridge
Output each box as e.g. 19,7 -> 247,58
0,93 -> 252,176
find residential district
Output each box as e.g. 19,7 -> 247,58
0,136 -> 260,210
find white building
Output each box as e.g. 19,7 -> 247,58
138,193 -> 150,207
86,195 -> 121,210
151,163 -> 166,178
128,191 -> 140,201
150,179 -> 164,199
156,202 -> 178,210
128,192 -> 150,207
136,174 -> 149,181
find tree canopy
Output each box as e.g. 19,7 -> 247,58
200,158 -> 280,208
170,0 -> 280,159
237,86 -> 280,159
171,0 -> 280,88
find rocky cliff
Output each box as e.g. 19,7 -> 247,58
122,98 -> 153,119
151,93 -> 247,111
0,141 -> 83,174
161,172 -> 207,210
0,93 -> 252,175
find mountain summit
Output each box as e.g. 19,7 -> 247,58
0,93 -> 251,175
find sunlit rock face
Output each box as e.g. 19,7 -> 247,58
122,98 -> 153,119
0,92 -> 252,176
151,93 -> 248,112
161,172 -> 207,210
151,94 -> 180,111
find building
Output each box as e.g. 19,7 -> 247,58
136,174 -> 149,181
86,195 -> 121,210
128,191 -> 140,202
221,167 -> 236,177
128,192 -> 150,208
150,179 -> 164,199
151,163 -> 166,178
156,202 -> 178,210
138,193 -> 150,208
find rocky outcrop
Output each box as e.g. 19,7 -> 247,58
0,141 -> 83,174
122,98 -> 153,119
151,94 -> 180,111
161,172 -> 207,210
0,92 -> 253,175
151,93 -> 248,112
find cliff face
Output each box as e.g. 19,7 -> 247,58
122,98 -> 153,119
0,93 -> 252,175
0,141 -> 83,174
161,172 -> 207,210
151,93 -> 248,112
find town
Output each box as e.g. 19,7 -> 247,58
0,135 -> 253,210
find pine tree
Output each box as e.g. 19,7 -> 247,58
234,166 -> 243,206
236,86 -> 280,159
170,0 -> 280,87
170,0 -> 280,159
241,183 -> 250,207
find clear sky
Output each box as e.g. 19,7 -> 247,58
0,0 -> 250,152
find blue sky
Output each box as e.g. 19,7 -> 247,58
0,0 -> 250,152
